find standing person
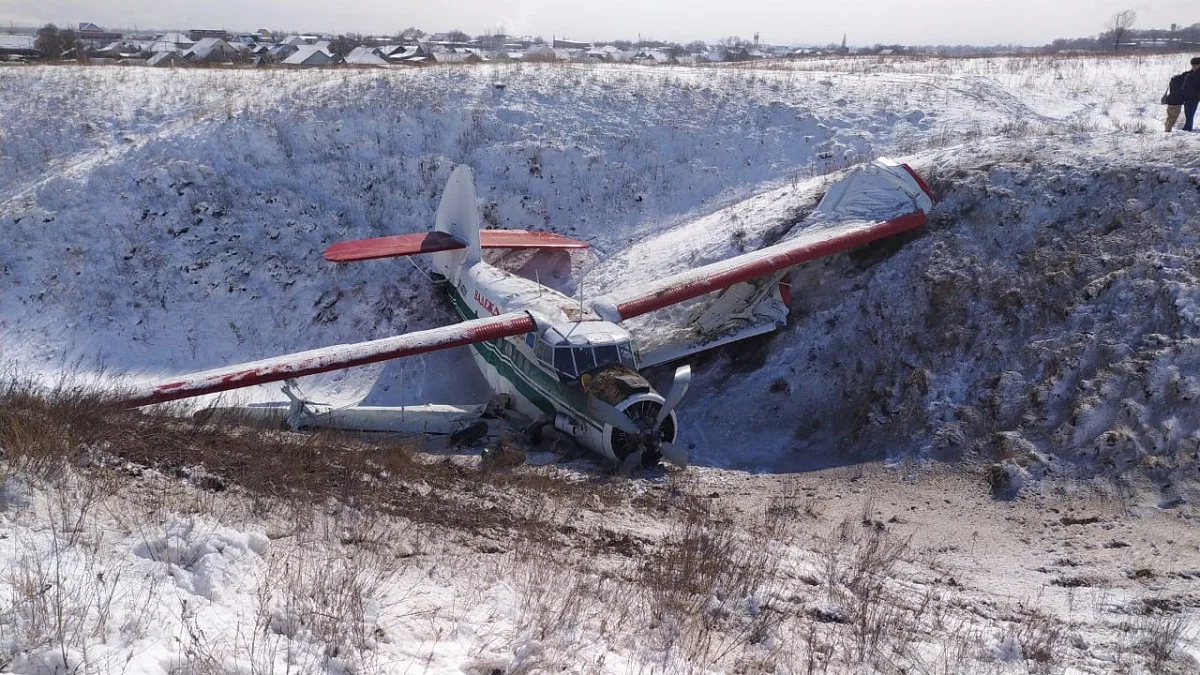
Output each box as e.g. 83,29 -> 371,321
1181,57 -> 1200,131
1163,69 -> 1186,131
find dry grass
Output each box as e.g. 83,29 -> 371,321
3,381 -> 1192,674
1137,613 -> 1191,674
0,378 -> 631,542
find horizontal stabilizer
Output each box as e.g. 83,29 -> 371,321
325,230 -> 589,263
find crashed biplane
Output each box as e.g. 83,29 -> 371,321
122,159 -> 934,470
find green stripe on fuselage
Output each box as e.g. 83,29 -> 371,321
443,282 -> 599,431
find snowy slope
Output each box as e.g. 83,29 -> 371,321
1,56 -> 1197,475
668,138 -> 1200,492
3,54 -> 1200,675
0,62 -> 983,401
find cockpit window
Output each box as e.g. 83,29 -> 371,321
554,347 -> 576,376
618,343 -> 635,366
574,347 -> 597,373
537,322 -> 640,378
594,345 -> 619,369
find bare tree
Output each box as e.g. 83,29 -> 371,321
328,34 -> 364,57
1106,9 -> 1138,51
34,23 -> 63,58
397,27 -> 425,43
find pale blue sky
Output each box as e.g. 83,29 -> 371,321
0,0 -> 1189,46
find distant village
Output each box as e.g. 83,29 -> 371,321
0,22 -> 872,68
2,19 -> 1199,68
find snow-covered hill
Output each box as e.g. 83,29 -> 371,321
3,54 -> 1200,675
2,62 -> 983,403
2,57 -> 1197,474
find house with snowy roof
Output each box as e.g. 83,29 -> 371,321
386,44 -> 430,64
281,44 -> 337,67
183,37 -> 238,63
150,32 -> 193,53
0,34 -> 38,60
268,43 -> 299,60
585,45 -> 631,62
78,23 -> 123,43
432,50 -> 483,64
92,41 -> 145,60
553,38 -> 591,50
145,51 -> 183,67
633,49 -> 676,64
343,46 -> 389,66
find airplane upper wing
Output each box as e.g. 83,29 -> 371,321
588,158 -> 934,323
589,211 -> 927,322
122,312 -> 536,407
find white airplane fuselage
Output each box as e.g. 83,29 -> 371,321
417,164 -> 678,465
437,257 -> 676,463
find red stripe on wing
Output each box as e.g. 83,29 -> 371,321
480,230 -> 589,249
612,211 -> 927,321
324,230 -> 588,263
324,231 -> 466,262
124,312 -> 536,407
901,164 -> 935,202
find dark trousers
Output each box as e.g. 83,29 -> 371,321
1184,100 -> 1200,131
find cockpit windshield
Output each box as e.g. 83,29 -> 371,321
537,321 -> 639,379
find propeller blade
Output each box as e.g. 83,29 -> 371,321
655,364 -> 692,426
658,441 -> 689,468
588,396 -> 641,436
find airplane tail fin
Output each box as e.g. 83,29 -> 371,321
322,164 -> 588,266
431,165 -> 482,276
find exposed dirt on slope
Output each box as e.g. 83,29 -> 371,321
687,143 -> 1200,509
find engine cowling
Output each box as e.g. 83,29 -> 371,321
553,365 -> 679,466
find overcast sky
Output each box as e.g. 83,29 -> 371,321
0,0 -> 1190,46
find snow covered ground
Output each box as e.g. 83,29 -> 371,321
2,54 -> 1200,672
2,450 -> 1197,674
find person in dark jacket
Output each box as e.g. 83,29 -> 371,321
1181,57 -> 1200,131
1164,70 -> 1186,131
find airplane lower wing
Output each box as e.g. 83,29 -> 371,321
212,401 -> 491,434
122,312 -> 536,407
